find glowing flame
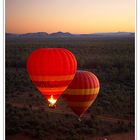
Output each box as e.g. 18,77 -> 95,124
48,95 -> 57,105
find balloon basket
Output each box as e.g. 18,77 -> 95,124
78,117 -> 82,122
49,103 -> 56,109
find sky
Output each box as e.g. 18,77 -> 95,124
6,0 -> 135,34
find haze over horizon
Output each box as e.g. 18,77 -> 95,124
6,0 -> 135,34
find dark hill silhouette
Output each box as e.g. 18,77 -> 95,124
6,31 -> 134,39
49,31 -> 73,37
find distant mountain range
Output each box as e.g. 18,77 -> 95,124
6,31 -> 134,39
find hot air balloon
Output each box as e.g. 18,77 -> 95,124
26,48 -> 77,108
63,70 -> 100,120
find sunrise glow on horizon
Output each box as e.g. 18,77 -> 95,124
6,0 -> 135,34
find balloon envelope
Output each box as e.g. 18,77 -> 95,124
26,48 -> 77,107
63,70 -> 100,117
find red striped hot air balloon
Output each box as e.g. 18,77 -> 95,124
26,48 -> 77,108
63,70 -> 100,120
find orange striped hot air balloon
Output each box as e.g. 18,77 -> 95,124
26,48 -> 77,108
63,70 -> 100,119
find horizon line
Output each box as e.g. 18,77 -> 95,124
6,31 -> 135,35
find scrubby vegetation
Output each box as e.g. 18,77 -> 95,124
6,36 -> 135,140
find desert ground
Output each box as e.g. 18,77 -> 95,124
6,35 -> 135,140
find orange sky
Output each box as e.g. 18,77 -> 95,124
6,0 -> 135,34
